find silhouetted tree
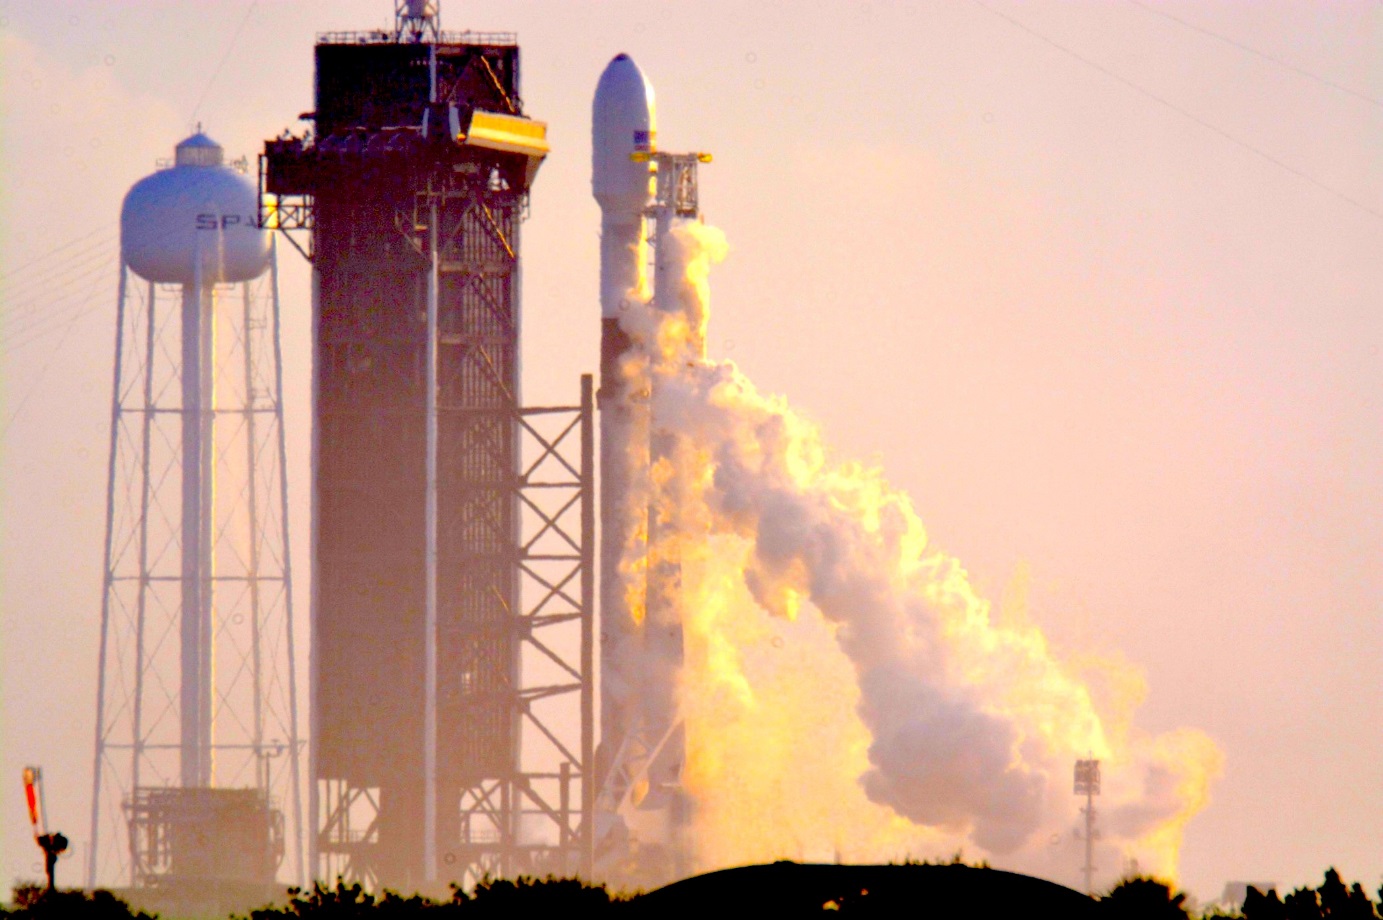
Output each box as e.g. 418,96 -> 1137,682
1285,885 -> 1323,920
1272,870 -> 1383,920
237,875 -> 619,918
1245,886 -> 1290,920
1100,877 -> 1191,920
452,877 -> 613,914
1315,869 -> 1378,920
1230,874 -> 1379,920
245,879 -> 431,919
1346,885 -> 1379,920
1319,870 -> 1350,919
4,886 -> 156,919
9,864 -> 1380,919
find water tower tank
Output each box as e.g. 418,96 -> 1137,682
121,133 -> 269,285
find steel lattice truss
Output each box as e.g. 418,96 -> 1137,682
89,257 -> 303,888
309,175 -> 593,888
316,386 -> 594,888
448,390 -> 595,886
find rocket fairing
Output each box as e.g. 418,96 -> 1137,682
593,53 -> 657,260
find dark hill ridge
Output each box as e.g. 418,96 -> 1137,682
633,861 -> 1098,917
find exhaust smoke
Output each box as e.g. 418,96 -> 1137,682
610,218 -> 1221,883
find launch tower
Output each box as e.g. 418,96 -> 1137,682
262,0 -> 593,889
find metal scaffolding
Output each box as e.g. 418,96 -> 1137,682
1074,758 -> 1101,895
308,381 -> 595,889
261,24 -> 590,889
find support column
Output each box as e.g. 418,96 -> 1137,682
180,262 -> 214,789
423,195 -> 440,884
270,239 -> 306,886
89,263 -> 129,888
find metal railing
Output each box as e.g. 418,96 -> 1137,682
316,29 -> 516,46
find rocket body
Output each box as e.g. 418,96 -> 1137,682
593,54 -> 691,879
594,53 -> 656,760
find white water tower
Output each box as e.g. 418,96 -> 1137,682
90,132 -> 303,894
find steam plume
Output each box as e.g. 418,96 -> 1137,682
613,220 -> 1221,883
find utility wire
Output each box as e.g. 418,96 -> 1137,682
5,280 -> 112,353
969,0 -> 1383,223
1,239 -> 118,312
0,259 -> 119,444
1127,0 -> 1383,109
1,169 -> 255,350
188,0 -> 262,125
0,227 -> 111,282
1,252 -> 120,347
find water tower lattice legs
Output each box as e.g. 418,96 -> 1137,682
89,248 -> 303,888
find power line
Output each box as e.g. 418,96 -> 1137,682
1,252 -> 121,347
1,238 -> 119,312
4,283 -> 112,353
1127,0 -> 1383,109
969,0 -> 1383,224
0,227 -> 112,282
188,0 -> 262,125
0,259 -> 118,444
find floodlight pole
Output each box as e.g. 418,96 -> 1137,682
1083,783 -> 1095,893
1074,757 -> 1101,896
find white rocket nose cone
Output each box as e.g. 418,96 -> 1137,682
593,53 -> 656,214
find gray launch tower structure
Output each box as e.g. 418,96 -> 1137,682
261,1 -> 593,889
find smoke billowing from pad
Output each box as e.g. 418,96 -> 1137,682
613,219 -> 1221,882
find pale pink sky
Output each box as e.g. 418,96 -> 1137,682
2,0 -> 1379,903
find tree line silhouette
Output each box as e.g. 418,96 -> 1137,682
3,865 -> 1379,918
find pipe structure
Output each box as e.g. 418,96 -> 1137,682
640,149 -> 709,881
179,257 -> 214,789
423,196 -> 440,883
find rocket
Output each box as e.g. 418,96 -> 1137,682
594,52 -> 716,883
593,52 -> 656,777
592,53 -> 692,877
